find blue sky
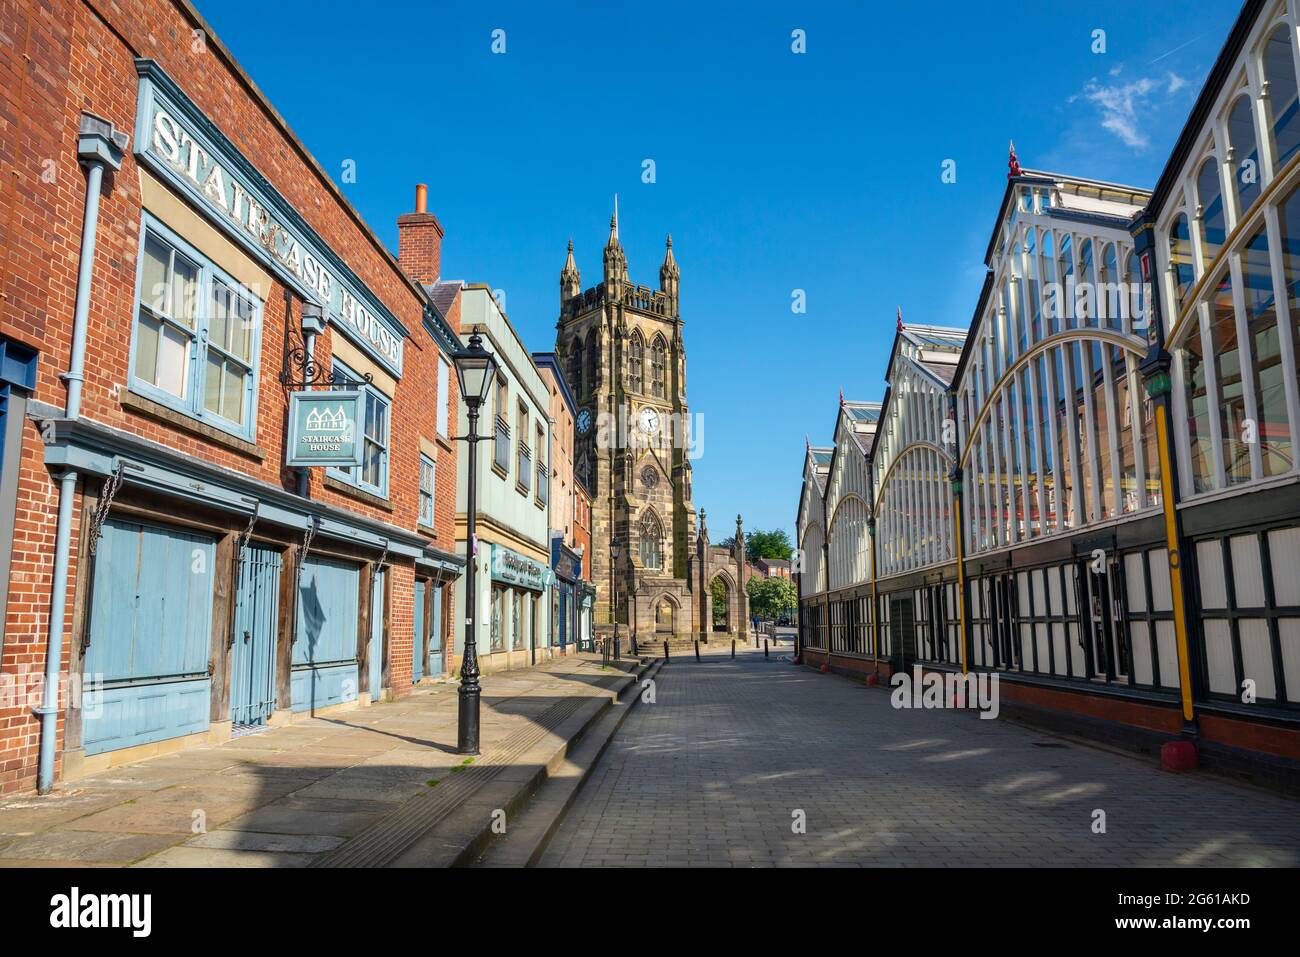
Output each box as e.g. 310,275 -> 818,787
201,0 -> 1241,539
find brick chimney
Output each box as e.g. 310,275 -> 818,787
397,183 -> 444,285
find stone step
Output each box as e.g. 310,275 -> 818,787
472,656 -> 667,868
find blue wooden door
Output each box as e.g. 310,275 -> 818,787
369,567 -> 385,701
412,579 -> 425,683
292,555 -> 359,712
230,544 -> 281,725
429,586 -> 443,677
82,519 -> 215,755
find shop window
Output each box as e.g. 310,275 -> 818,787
418,453 -> 435,527
329,357 -> 390,497
511,590 -> 524,651
130,217 -> 261,441
1264,24 -> 1300,173
490,584 -> 505,652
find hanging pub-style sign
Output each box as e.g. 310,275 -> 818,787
286,390 -> 365,468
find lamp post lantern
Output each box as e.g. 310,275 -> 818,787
452,330 -> 497,755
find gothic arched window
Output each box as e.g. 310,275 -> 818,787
650,335 -> 667,398
586,333 -> 600,396
569,335 -> 584,398
628,331 -> 644,394
640,509 -> 663,570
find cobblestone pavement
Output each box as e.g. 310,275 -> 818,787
539,650 -> 1300,867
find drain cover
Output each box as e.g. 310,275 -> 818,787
1032,741 -> 1067,748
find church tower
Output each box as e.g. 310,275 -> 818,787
556,201 -> 698,641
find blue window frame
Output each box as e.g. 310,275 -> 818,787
328,357 -> 390,497
418,453 -> 436,527
128,214 -> 262,442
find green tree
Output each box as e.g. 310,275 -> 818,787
744,528 -> 794,563
710,576 -> 729,626
747,575 -> 796,621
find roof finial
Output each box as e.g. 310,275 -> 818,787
1008,140 -> 1022,179
839,387 -> 845,406
897,305 -> 903,331
806,434 -> 811,451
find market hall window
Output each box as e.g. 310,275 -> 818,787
1264,23 -> 1300,174
328,357 -> 390,497
130,216 -> 261,441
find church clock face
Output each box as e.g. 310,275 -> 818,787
637,407 -> 660,436
576,407 -> 593,436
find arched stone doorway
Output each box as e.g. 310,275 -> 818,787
710,575 -> 731,632
655,597 -> 675,633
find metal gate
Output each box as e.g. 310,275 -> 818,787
230,544 -> 281,726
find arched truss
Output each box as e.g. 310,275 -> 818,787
826,492 -> 871,591
797,521 -> 826,596
959,329 -> 1147,462
958,328 -> 1158,550
873,442 -> 955,576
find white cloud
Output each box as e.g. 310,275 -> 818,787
1077,71 -> 1188,151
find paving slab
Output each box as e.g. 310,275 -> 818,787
0,653 -> 652,868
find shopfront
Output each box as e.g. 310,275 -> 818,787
551,539 -> 583,654
484,542 -> 549,670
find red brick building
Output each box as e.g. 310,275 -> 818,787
0,0 -> 463,794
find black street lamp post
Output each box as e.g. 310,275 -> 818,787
452,330 -> 497,755
606,538 -> 622,664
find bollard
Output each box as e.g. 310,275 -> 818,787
632,636 -> 638,657
754,633 -> 759,649
764,638 -> 769,658
663,640 -> 669,661
731,639 -> 735,659
694,640 -> 701,662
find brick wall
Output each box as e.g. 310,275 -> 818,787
0,0 -> 459,792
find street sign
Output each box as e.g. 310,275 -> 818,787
286,389 -> 365,468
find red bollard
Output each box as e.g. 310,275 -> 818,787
1161,740 -> 1198,772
